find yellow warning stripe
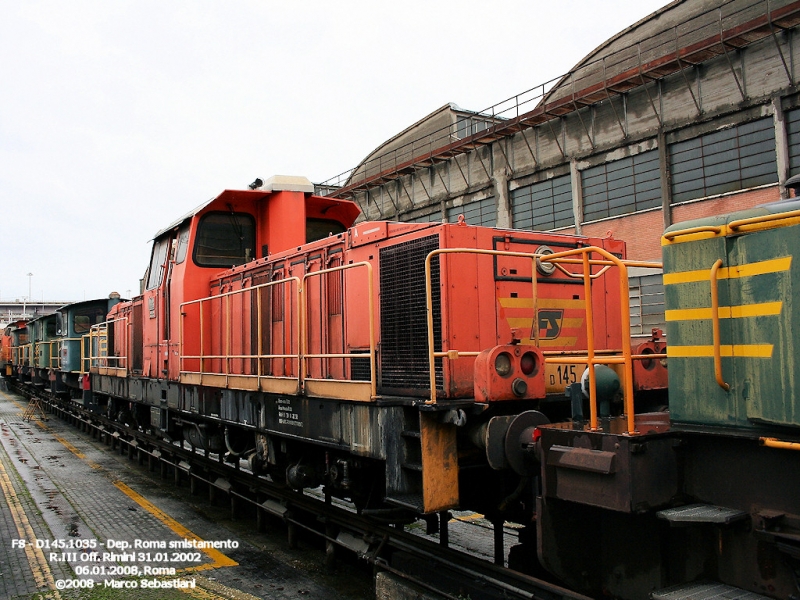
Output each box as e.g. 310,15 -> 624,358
524,337 -> 578,347
499,298 -> 586,309
667,344 -> 774,358
9,397 -> 236,570
665,301 -> 783,321
0,454 -> 62,598
2,394 -> 240,599
506,317 -> 584,328
113,481 -> 238,571
664,257 -> 791,285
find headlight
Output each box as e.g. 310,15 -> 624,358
495,352 -> 513,377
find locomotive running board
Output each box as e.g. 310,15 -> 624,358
651,581 -> 769,599
656,503 -> 748,525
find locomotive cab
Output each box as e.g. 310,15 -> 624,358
128,175 -> 360,382
9,322 -> 30,381
1,320 -> 26,378
57,296 -> 123,398
27,313 -> 58,387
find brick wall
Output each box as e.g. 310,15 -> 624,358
581,209 -> 666,262
670,186 -> 781,224
577,185 -> 783,262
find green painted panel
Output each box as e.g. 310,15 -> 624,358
727,226 -> 798,427
663,200 -> 800,431
664,234 -> 737,427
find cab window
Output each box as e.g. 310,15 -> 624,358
146,237 -> 170,290
307,218 -> 347,243
193,212 -> 255,268
73,307 -> 107,334
175,226 -> 190,264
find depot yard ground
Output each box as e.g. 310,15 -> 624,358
0,385 -> 372,600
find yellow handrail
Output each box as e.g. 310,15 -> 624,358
662,225 -> 724,242
709,259 -> 730,391
57,337 -> 84,373
32,340 -> 60,369
582,252 -> 598,429
180,277 -> 301,381
88,317 -> 129,369
543,246 -> 638,433
301,262 -> 377,399
728,208 -> 800,232
760,437 -> 800,451
424,248 -> 542,404
424,245 -> 654,434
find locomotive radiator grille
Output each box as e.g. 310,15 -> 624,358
379,235 -> 443,393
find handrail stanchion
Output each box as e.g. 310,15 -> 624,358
301,263 -> 376,399
710,259 -> 731,391
582,252 -> 598,431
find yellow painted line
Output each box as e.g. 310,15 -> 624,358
667,344 -> 774,358
0,453 -> 62,598
527,337 -> 578,347
665,301 -> 783,321
560,318 -> 584,328
506,317 -> 584,329
12,400 -> 104,469
452,512 -> 485,522
113,481 -> 238,571
183,574 -> 264,600
664,257 -> 791,285
2,395 -> 240,600
499,297 -> 586,309
50,433 -> 85,459
5,393 -> 237,575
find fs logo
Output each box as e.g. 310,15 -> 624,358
538,310 -> 563,340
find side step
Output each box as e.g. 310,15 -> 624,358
651,582 -> 770,599
386,493 -> 424,513
656,504 -> 748,525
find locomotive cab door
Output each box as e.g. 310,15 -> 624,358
142,231 -> 175,379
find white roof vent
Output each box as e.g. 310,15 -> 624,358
250,175 -> 314,193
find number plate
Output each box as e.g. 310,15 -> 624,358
544,363 -> 581,394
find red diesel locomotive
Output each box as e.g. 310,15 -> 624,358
9,176 -> 800,598
81,175 -> 664,522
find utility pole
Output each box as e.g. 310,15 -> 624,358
24,273 -> 32,318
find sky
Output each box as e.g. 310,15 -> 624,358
0,0 -> 669,304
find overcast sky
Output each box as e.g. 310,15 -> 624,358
1,0 -> 668,304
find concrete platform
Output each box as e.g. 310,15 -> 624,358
0,387 -> 373,599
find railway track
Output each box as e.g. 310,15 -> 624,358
11,382 -> 589,600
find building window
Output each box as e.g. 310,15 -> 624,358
405,210 -> 442,223
786,108 -> 800,175
669,117 -> 777,203
629,273 -> 665,337
581,149 -> 661,222
448,197 -> 495,226
511,174 -> 573,230
455,116 -> 493,140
